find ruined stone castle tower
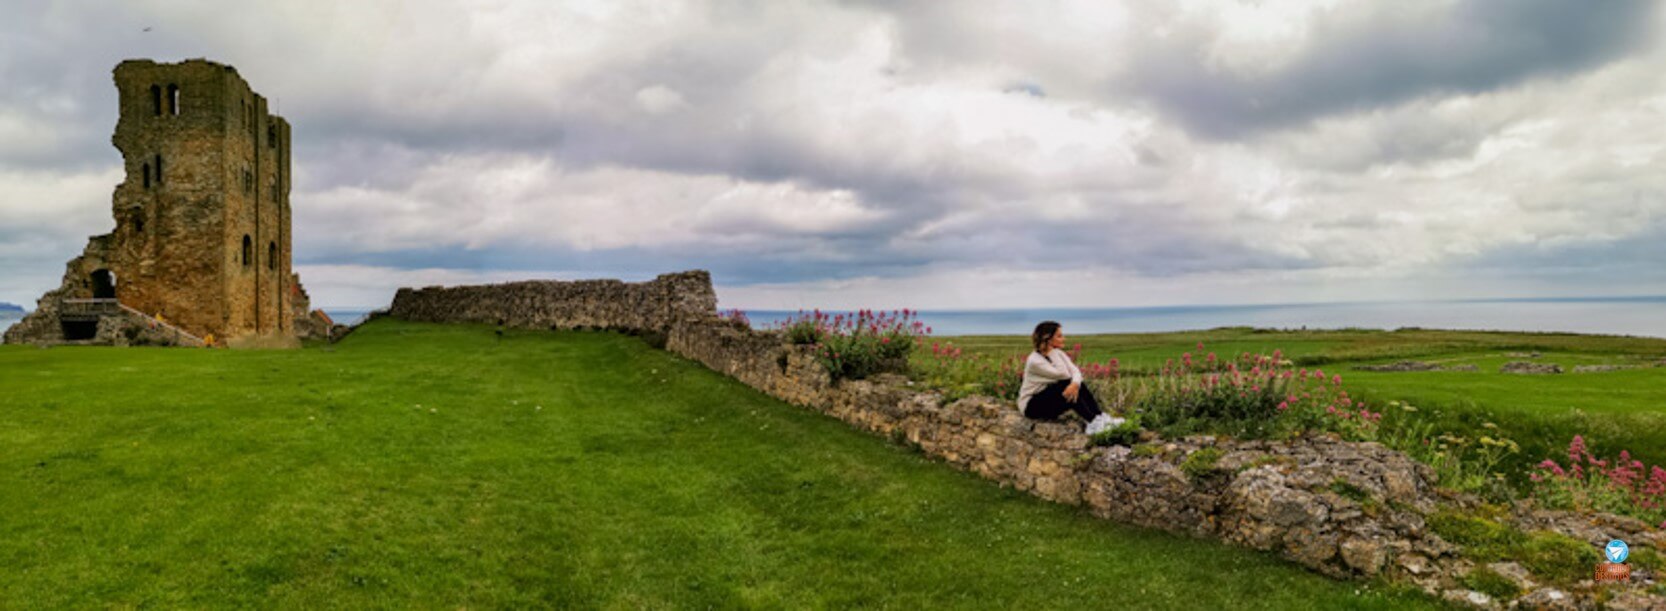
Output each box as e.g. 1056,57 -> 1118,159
4,58 -> 327,347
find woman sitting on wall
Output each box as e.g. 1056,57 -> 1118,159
1018,321 -> 1123,435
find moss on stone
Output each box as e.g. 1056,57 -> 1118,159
1428,511 -> 1519,552
1180,447 -> 1224,479
1461,566 -> 1521,600
1517,532 -> 1600,584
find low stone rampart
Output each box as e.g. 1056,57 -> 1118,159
667,318 -> 1447,581
388,270 -> 716,334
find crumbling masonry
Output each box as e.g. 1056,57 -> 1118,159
4,59 -> 329,346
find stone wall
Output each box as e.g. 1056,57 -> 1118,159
388,270 -> 718,334
666,320 -> 1444,577
664,318 -> 1666,607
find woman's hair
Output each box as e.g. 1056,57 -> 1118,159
1031,321 -> 1061,353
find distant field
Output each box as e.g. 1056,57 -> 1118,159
931,327 -> 1666,474
0,321 -> 1435,608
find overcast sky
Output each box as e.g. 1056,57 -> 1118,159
3,0 -> 1664,311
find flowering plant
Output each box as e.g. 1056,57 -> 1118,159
775,309 -> 927,380
717,309 -> 751,326
1531,435 -> 1666,527
1132,346 -> 1380,440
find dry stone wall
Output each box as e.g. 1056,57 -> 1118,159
667,319 -> 1447,579
388,270 -> 717,335
667,318 -> 1666,608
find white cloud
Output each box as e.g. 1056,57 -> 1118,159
634,85 -> 688,115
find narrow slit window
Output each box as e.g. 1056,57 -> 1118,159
149,85 -> 162,116
142,163 -> 151,189
167,84 -> 179,115
242,235 -> 253,268
267,242 -> 277,271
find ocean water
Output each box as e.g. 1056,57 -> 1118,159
739,297 -> 1666,338
15,298 -> 1658,339
322,309 -> 378,326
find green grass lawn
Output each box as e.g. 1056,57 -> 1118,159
0,320 -> 1436,609
933,327 -> 1666,473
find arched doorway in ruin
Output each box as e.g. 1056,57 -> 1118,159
91,269 -> 117,299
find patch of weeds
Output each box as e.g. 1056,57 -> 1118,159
1131,443 -> 1165,458
1236,454 -> 1292,473
1327,478 -> 1382,515
1089,414 -> 1143,448
1517,531 -> 1600,583
1427,511 -> 1521,556
1382,499 -> 1422,519
1628,546 -> 1664,572
1328,478 -> 1369,503
1461,566 -> 1521,600
1180,447 -> 1224,480
1428,510 -> 1598,588
1069,453 -> 1095,468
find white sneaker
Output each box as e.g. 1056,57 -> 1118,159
1083,414 -> 1112,435
1086,415 -> 1126,436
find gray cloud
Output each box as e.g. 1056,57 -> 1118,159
3,0 -> 1666,311
1127,0 -> 1659,136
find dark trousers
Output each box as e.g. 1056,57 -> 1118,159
1025,379 -> 1104,422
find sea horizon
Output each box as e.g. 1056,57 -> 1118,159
5,295 -> 1662,339
320,295 -> 1662,338
734,296 -> 1666,338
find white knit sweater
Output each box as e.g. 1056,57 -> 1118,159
1017,349 -> 1082,415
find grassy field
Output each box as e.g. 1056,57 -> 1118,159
0,320 -> 1436,609
932,327 -> 1666,476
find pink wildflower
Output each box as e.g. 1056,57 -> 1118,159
1569,435 -> 1587,464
